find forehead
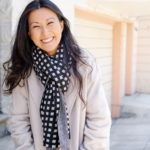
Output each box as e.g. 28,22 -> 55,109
28,7 -> 58,22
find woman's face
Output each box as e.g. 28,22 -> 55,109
28,7 -> 64,55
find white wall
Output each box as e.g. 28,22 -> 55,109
12,0 -> 32,35
132,24 -> 138,94
52,0 -> 75,30
122,23 -> 127,97
136,16 -> 150,93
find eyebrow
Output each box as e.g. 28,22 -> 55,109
47,17 -> 55,21
29,17 -> 56,26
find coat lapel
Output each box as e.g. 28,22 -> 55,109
27,69 -> 44,110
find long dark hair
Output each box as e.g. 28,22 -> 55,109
3,0 -> 89,102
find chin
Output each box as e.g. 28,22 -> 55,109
44,49 -> 57,55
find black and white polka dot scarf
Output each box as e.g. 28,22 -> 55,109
32,44 -> 71,149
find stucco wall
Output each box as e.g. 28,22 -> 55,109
136,16 -> 150,93
0,0 -> 12,113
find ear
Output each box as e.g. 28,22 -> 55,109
60,20 -> 64,32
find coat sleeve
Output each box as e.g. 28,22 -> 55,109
80,58 -> 111,150
7,82 -> 35,150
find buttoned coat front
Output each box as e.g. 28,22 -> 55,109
8,52 -> 111,150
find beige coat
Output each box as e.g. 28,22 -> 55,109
8,51 -> 111,150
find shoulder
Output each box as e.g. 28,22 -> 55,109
80,49 -> 96,64
12,79 -> 28,99
78,49 -> 102,80
12,69 -> 36,98
78,49 -> 98,73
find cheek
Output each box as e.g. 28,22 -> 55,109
55,27 -> 63,39
54,24 -> 63,36
30,30 -> 40,42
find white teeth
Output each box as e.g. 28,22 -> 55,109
42,37 -> 53,43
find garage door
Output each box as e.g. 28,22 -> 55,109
74,18 -> 113,106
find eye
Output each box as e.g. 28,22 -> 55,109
48,21 -> 54,25
32,25 -> 40,28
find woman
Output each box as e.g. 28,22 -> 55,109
3,0 -> 111,150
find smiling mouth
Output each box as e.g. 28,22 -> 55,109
41,37 -> 54,44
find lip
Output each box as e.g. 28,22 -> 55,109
41,37 -> 54,44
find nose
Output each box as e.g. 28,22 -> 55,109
41,26 -> 49,36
